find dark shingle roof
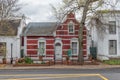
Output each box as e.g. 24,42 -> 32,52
0,19 -> 21,36
24,22 -> 58,36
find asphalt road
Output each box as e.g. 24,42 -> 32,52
0,68 -> 120,80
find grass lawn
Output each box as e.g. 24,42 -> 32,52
103,59 -> 120,65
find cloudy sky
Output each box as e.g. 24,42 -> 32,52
19,0 -> 62,23
19,0 -> 120,23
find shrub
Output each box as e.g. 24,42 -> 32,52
41,61 -> 45,64
24,57 -> 33,64
18,58 -> 25,63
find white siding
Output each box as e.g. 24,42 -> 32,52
0,19 -> 26,63
0,37 -> 20,62
91,12 -> 120,60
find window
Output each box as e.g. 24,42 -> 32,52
109,21 -> 116,34
71,42 -> 78,55
0,42 -> 6,56
38,38 -> 46,56
68,22 -> 74,33
109,40 -> 117,55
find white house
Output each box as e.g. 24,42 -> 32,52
0,18 -> 26,63
91,10 -> 120,60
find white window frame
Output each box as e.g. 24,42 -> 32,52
71,38 -> 78,55
38,38 -> 46,56
68,21 -> 75,33
109,21 -> 116,34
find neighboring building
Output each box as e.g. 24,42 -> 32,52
91,10 -> 120,60
0,19 -> 26,63
22,12 -> 88,63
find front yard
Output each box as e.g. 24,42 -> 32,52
103,59 -> 120,65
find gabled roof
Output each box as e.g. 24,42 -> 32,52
0,19 -> 21,36
24,22 -> 58,36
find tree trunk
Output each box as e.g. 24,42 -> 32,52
78,0 -> 91,65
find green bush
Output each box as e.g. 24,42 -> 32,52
24,57 -> 33,64
41,61 -> 45,64
103,59 -> 120,65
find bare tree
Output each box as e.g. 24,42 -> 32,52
51,0 -> 120,64
0,0 -> 21,20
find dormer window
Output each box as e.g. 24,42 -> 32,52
68,21 -> 74,33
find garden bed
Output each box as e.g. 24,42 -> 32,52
13,63 -> 50,67
13,61 -> 52,67
13,57 -> 54,67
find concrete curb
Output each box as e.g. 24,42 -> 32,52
1,64 -> 120,70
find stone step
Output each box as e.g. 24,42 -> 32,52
55,60 -> 63,64
28,57 -> 39,61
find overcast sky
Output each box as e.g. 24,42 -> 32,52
19,0 -> 120,23
19,0 -> 62,23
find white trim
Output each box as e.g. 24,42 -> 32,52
27,39 -> 38,40
53,31 -> 56,37
68,21 -> 75,34
56,30 -> 79,32
26,35 -> 79,39
27,38 -> 54,40
63,44 -> 70,46
27,49 -> 37,51
62,23 -> 78,25
71,38 -> 79,55
83,49 -> 87,51
83,39 -> 87,40
83,34 -> 86,36
62,39 -> 74,40
38,38 -> 46,56
27,44 -> 37,45
46,49 -> 54,51
24,37 -> 27,56
27,44 -> 54,46
27,49 -> 54,51
55,38 -> 62,45
62,48 -> 70,50
56,29 -> 87,32
46,44 -> 54,46
27,39 -> 38,41
55,38 -> 63,60
27,49 -> 37,50
56,35 -> 78,36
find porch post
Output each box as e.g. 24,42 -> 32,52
11,43 -> 13,64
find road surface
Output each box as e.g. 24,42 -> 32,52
0,68 -> 120,80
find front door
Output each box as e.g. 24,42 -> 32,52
55,43 -> 62,60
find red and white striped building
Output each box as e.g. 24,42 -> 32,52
22,12 -> 87,62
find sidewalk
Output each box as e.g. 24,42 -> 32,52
0,63 -> 120,70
